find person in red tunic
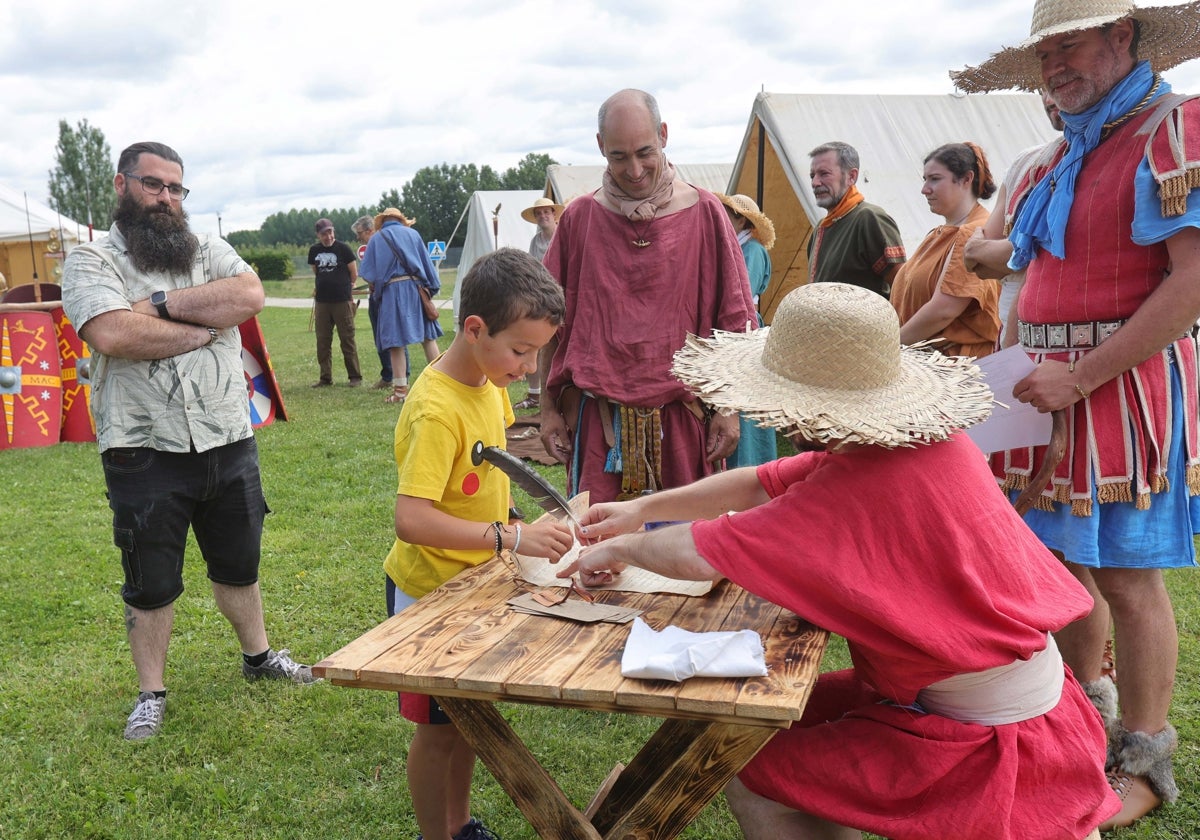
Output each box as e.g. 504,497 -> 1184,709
538,88 -> 757,503
559,283 -> 1118,840
953,0 -> 1200,828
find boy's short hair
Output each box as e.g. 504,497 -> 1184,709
458,247 -> 565,334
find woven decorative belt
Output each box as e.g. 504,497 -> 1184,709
1017,319 -> 1126,350
385,274 -> 417,285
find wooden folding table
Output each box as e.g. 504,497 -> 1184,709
314,557 -> 827,839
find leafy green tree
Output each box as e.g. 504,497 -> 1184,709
499,153 -> 556,190
379,162 -> 500,247
47,119 -> 116,229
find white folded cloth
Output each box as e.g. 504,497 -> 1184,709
620,617 -> 767,682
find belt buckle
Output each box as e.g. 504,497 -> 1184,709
1069,323 -> 1095,348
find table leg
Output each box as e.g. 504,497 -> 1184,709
438,696 -> 602,840
590,717 -> 778,840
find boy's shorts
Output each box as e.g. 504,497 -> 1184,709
387,575 -> 452,725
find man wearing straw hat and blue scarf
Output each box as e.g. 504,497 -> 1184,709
954,0 -> 1200,828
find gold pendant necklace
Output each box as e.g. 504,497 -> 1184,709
627,209 -> 658,248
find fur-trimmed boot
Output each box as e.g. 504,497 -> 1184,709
1100,721 -> 1178,831
1080,677 -> 1118,729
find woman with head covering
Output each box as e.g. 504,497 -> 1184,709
359,208 -> 443,403
560,282 -> 1118,839
716,192 -> 778,467
890,142 -> 1002,359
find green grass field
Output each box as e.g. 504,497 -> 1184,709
1,300 -> 1198,839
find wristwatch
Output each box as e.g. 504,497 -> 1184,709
150,290 -> 171,320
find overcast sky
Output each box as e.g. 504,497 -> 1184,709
3,0 -> 1199,238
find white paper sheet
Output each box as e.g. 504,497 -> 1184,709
964,345 -> 1053,454
620,617 -> 767,681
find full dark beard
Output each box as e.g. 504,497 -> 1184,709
114,193 -> 199,276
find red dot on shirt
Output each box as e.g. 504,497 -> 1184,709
462,472 -> 480,496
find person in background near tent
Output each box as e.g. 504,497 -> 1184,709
953,0 -> 1200,828
538,88 -> 757,503
890,142 -> 1001,358
359,207 -> 443,404
559,283 -> 1118,840
307,218 -> 363,388
512,196 -> 563,411
385,248 -> 573,840
716,192 -> 777,467
60,140 -> 317,742
352,214 -> 405,390
963,91 -> 1065,347
807,141 -> 907,298
523,196 -> 562,263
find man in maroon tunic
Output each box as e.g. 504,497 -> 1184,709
539,88 -> 757,503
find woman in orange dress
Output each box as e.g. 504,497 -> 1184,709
891,142 -> 1001,358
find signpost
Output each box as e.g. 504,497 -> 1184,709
427,240 -> 447,264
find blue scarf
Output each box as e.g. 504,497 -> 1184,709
1009,61 -> 1168,269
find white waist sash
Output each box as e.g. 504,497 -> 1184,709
916,633 -> 1064,726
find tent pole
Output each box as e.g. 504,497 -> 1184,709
24,192 -> 41,301
445,199 -> 471,255
756,121 -> 765,209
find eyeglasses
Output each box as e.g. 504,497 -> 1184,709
123,173 -> 190,201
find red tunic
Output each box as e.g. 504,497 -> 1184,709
691,437 -> 1118,839
996,103 -> 1200,512
543,189 -> 756,501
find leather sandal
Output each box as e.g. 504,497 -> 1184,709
513,395 -> 540,410
384,385 -> 408,404
1099,771 -> 1161,830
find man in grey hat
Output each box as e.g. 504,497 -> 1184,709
954,0 -> 1200,828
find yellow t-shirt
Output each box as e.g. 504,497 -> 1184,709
383,365 -> 515,598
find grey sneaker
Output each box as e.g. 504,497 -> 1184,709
124,691 -> 166,740
242,648 -> 318,684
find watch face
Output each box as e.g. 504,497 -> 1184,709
151,291 -> 166,305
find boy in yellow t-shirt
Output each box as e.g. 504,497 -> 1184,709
384,247 -> 574,840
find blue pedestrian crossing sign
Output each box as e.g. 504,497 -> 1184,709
428,240 -> 447,263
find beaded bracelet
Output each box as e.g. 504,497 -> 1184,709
489,521 -> 504,555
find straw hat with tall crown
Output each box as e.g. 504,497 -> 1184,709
671,283 -> 994,449
951,0 -> 1200,92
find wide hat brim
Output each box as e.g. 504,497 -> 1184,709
714,193 -> 777,250
374,207 -> 416,230
951,0 -> 1200,92
671,285 -> 994,448
521,200 -> 564,224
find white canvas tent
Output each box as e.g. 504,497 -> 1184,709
543,163 -> 733,205
451,189 -> 544,323
728,92 -> 1061,323
0,183 -> 87,292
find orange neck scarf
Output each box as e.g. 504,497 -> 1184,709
819,185 -> 864,228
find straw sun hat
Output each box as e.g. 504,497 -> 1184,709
951,0 -> 1200,93
715,193 -> 777,250
671,283 -> 994,448
374,207 -> 416,231
520,196 -> 564,224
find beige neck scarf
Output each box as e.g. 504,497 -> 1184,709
601,155 -> 678,221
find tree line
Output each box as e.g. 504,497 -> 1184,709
45,119 -> 554,251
